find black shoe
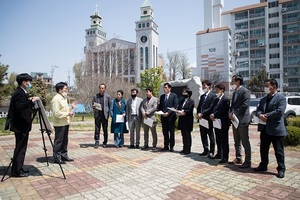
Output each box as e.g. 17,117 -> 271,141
213,154 -> 221,159
135,145 -> 140,149
183,151 -> 191,155
219,158 -> 228,164
161,147 -> 169,151
169,148 -> 174,152
199,152 -> 208,156
62,157 -> 74,162
11,172 -> 29,178
103,144 -> 107,148
54,159 -> 66,164
254,165 -> 268,172
129,145 -> 135,148
179,150 -> 185,154
207,153 -> 214,159
239,162 -> 251,169
141,145 -> 149,150
94,141 -> 99,149
228,158 -> 243,165
21,168 -> 29,173
276,171 -> 285,178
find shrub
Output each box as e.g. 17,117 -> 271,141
286,117 -> 300,128
0,117 -> 12,136
285,126 -> 300,146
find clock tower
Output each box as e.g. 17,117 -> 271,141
85,5 -> 107,52
135,0 -> 159,82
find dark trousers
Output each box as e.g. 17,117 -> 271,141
233,125 -> 251,163
53,125 -> 69,159
260,127 -> 285,172
215,126 -> 229,159
200,125 -> 215,154
11,132 -> 29,175
181,130 -> 192,152
94,113 -> 108,145
161,117 -> 176,148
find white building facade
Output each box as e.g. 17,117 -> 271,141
84,0 -> 159,84
195,0 -> 300,93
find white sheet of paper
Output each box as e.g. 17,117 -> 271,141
213,118 -> 222,129
93,102 -> 102,111
167,107 -> 177,112
126,121 -> 129,130
231,113 -> 239,129
253,116 -> 266,125
144,117 -> 154,127
155,111 -> 165,115
116,114 -> 124,123
199,118 -> 209,129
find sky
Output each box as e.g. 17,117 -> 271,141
0,0 -> 259,85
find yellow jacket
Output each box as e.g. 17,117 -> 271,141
51,93 -> 72,126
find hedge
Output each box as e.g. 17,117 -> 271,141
286,117 -> 300,128
285,126 -> 300,146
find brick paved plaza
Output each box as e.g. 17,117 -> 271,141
1,124 -> 300,200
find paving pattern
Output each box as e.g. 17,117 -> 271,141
0,124 -> 300,200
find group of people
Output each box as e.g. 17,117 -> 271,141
6,73 -> 287,179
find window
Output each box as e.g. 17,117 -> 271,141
268,1 -> 278,8
269,33 -> 279,38
288,98 -> 300,105
147,23 -> 150,27
270,73 -> 280,79
143,10 -> 147,15
269,12 -> 279,18
145,47 -> 149,69
269,43 -> 280,49
142,23 -> 145,28
140,47 -> 144,70
235,11 -> 248,20
138,24 -> 141,28
270,53 -> 280,58
269,23 -> 279,28
270,64 -> 280,69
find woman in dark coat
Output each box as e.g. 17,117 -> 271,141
177,88 -> 195,154
110,90 -> 127,147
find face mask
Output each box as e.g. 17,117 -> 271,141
62,92 -> 68,98
264,87 -> 270,94
26,83 -> 32,90
131,94 -> 137,99
231,84 -> 237,90
183,94 -> 188,99
202,88 -> 208,93
216,93 -> 222,98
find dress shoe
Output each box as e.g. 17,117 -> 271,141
141,145 -> 149,150
119,145 -> 123,148
129,145 -> 135,148
94,141 -> 99,149
183,151 -> 191,155
152,147 -> 157,151
207,153 -> 214,159
54,159 -> 66,164
219,158 -> 228,164
21,168 -> 29,173
11,172 -> 29,178
199,152 -> 208,156
135,145 -> 139,149
276,171 -> 285,178
213,154 -> 221,159
161,147 -> 169,151
169,148 -> 174,152
254,165 -> 268,172
62,157 -> 74,162
239,162 -> 251,169
228,158 -> 243,165
179,150 -> 185,154
102,144 -> 107,148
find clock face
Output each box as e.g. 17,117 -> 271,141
140,35 -> 148,43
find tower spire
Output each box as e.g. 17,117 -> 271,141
95,4 -> 99,15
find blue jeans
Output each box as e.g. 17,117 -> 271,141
114,133 -> 124,147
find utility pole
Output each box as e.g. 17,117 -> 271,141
50,65 -> 58,93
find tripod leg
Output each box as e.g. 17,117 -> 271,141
40,130 -> 49,166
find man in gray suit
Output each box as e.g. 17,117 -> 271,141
141,87 -> 158,150
92,83 -> 111,148
254,79 -> 287,178
126,88 -> 143,148
229,75 -> 251,168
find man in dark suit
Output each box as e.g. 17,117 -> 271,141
177,88 -> 195,154
197,80 -> 216,158
229,74 -> 251,168
254,79 -> 288,178
6,73 -> 40,177
210,84 -> 230,163
92,83 -> 111,148
126,88 -> 143,149
158,83 -> 178,152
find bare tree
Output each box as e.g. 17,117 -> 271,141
177,52 -> 190,79
166,51 -> 190,80
209,72 -> 224,87
166,51 -> 180,81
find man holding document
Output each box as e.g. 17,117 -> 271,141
210,84 -> 230,163
92,83 -> 111,148
229,75 -> 251,168
197,80 -> 216,158
141,87 -> 158,150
